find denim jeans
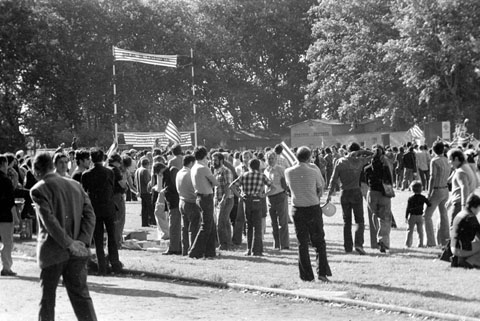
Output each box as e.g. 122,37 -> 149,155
405,215 -> 424,247
418,170 -> 429,190
292,204 -> 331,281
232,198 -> 245,245
0,222 -> 14,272
189,194 -> 216,258
423,188 -> 449,246
167,207 -> 182,252
340,188 -> 364,252
180,200 -> 201,255
93,215 -> 120,274
244,196 -> 264,255
216,197 -> 234,250
402,168 -> 415,190
367,190 -> 392,248
39,257 -> 97,321
267,192 -> 290,249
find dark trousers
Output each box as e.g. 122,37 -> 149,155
93,215 -> 120,273
189,194 -> 216,258
340,188 -> 365,252
232,198 -> 245,245
39,257 -> 97,321
140,193 -> 154,227
180,200 -> 201,255
292,204 -> 331,281
244,196 -> 263,255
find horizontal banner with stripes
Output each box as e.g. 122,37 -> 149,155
119,132 -> 192,148
113,47 -> 177,68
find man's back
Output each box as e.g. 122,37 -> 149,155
31,173 -> 95,268
330,156 -> 368,191
285,163 -> 321,207
81,164 -> 115,216
135,166 -> 150,194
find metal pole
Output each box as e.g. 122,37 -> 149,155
191,48 -> 197,147
112,46 -> 118,143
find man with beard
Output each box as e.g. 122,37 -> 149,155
212,152 -> 234,251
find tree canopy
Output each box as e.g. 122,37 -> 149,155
1,0 -> 479,150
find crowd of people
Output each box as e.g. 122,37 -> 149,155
1,138 -> 480,319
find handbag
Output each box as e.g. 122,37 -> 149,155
382,181 -> 395,198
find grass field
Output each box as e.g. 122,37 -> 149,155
13,188 -> 480,318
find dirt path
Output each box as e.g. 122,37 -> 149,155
2,259 -> 426,321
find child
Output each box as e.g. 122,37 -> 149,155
405,181 -> 431,248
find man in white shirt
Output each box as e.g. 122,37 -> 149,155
285,146 -> 331,282
188,146 -> 219,259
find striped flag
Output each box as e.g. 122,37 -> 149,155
408,125 -> 424,139
106,139 -> 118,158
280,141 -> 297,168
165,119 -> 181,144
113,46 -> 177,68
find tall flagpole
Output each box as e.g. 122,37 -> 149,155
112,46 -> 118,143
191,48 -> 197,147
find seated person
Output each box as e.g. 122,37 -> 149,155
450,193 -> 480,268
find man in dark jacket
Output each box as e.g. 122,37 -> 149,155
401,146 -> 417,190
31,152 -> 97,320
0,155 -> 17,276
81,148 -> 122,275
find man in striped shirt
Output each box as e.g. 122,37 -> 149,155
285,146 -> 331,282
230,158 -> 273,256
423,141 -> 450,247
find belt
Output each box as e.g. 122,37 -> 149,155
268,191 -> 285,198
196,193 -> 213,197
433,186 -> 448,189
244,195 -> 261,199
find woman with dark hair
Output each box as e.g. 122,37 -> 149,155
450,193 -> 480,268
364,144 -> 394,253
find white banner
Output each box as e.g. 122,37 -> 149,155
119,132 -> 192,148
442,121 -> 450,140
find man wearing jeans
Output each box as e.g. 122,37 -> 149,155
327,142 -> 372,255
264,151 -> 289,250
423,141 -> 450,247
188,146 -> 219,259
31,152 -> 97,321
176,155 -> 201,255
285,146 -> 331,282
212,152 -> 234,251
231,159 -> 273,256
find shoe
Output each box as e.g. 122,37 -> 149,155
1,270 -> 17,276
355,247 -> 367,255
244,251 -> 251,256
252,252 -> 263,256
162,250 -> 182,255
317,276 -> 330,283
378,242 -> 389,253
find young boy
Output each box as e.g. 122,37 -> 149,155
405,181 -> 431,248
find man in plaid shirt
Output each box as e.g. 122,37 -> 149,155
212,152 -> 234,250
230,158 -> 274,256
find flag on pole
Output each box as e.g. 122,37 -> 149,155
113,46 -> 177,68
165,119 -> 181,144
106,139 -> 118,159
407,125 -> 425,139
280,141 -> 297,168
